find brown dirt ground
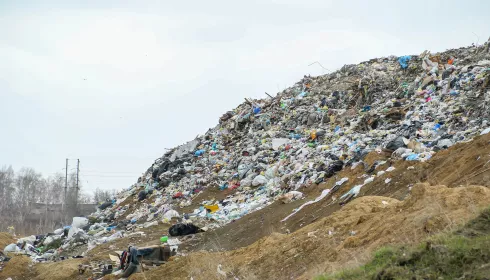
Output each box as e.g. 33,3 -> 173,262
362,132 -> 490,197
34,258 -> 88,280
0,256 -> 93,280
0,256 -> 34,280
131,183 -> 490,280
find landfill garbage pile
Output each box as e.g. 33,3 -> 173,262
112,39 -> 489,230
2,40 -> 489,278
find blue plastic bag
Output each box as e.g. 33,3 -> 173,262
398,56 -> 411,69
194,149 -> 205,156
219,182 -> 229,191
290,133 -> 301,139
406,154 -> 419,161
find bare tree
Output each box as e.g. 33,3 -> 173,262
0,166 -> 105,234
0,166 -> 15,231
93,188 -> 113,204
15,168 -> 42,227
46,173 -> 65,204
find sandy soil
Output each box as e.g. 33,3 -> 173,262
0,256 -> 33,280
134,183 -> 490,280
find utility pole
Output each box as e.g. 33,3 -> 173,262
64,159 -> 68,204
63,158 -> 68,224
76,159 -> 80,190
76,159 -> 80,206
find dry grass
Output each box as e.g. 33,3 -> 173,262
316,207 -> 490,280
0,255 -> 34,280
34,258 -> 87,280
0,232 -> 15,251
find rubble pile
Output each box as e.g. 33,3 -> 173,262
2,40 -> 489,276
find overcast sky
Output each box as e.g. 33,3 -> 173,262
1,0 -> 489,195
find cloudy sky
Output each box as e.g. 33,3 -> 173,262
1,0 -> 489,195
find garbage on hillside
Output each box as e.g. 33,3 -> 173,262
3,39 -> 489,275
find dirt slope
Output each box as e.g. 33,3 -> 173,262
34,258 -> 86,280
317,207 -> 490,280
133,183 -> 490,280
0,256 -> 33,280
179,133 -> 490,253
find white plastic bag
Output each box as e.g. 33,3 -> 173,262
18,235 -> 36,245
163,209 -> 180,220
71,217 -> 89,228
252,175 -> 267,187
4,244 -> 19,252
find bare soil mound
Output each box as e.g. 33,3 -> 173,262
137,183 -> 490,280
0,256 -> 33,280
34,258 -> 86,280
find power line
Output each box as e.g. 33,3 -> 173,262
81,171 -> 142,174
82,174 -> 137,178
78,155 -> 158,159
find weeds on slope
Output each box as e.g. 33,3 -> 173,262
316,207 -> 490,280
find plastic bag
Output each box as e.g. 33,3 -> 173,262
240,177 -> 252,187
4,244 -> 19,252
163,209 -> 180,220
72,217 -> 89,229
252,175 -> 267,187
398,55 -> 411,69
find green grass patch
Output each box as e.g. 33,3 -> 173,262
316,208 -> 490,280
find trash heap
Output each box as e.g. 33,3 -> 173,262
117,40 -> 489,229
2,40 -> 489,267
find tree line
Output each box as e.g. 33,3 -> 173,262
0,165 -> 116,235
